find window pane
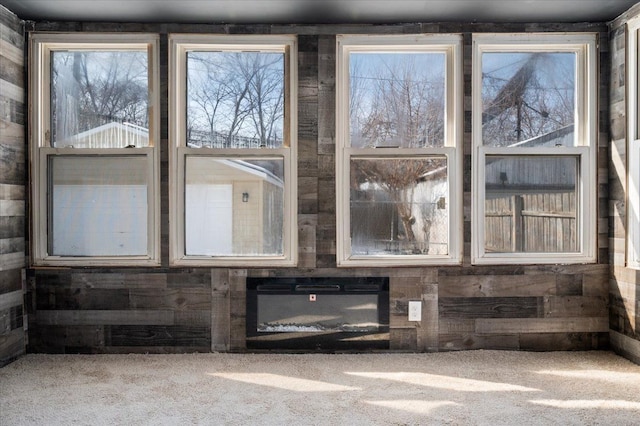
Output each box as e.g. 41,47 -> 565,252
484,156 -> 577,253
49,156 -> 148,256
482,52 -> 576,147
350,157 -> 448,255
185,156 -> 284,256
186,51 -> 285,148
349,52 -> 445,148
51,51 -> 149,148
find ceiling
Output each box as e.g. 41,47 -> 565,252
0,0 -> 638,24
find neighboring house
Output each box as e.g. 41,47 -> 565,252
185,158 -> 284,256
57,121 -> 150,149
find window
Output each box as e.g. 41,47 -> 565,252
336,35 -> 463,267
30,33 -> 160,266
628,17 -> 640,268
472,34 -> 597,264
169,34 -> 297,266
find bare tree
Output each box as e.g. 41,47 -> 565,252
52,51 -> 148,143
349,54 -> 447,253
187,51 -> 284,148
351,55 -> 444,148
352,159 -> 442,244
188,53 -> 231,146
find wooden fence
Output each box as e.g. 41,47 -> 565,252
485,192 -> 576,253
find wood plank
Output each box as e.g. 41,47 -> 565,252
0,327 -> 24,367
0,200 -> 23,217
0,216 -> 24,239
99,346 -> 212,355
439,333 -> 519,351
228,269 -> 246,350
610,330 -> 640,365
556,273 -> 583,296
175,310 -> 211,327
60,325 -> 106,348
389,327 -> 417,351
0,183 -> 24,200
543,296 -> 607,318
129,288 -> 211,310
439,319 -> 476,334
0,237 -> 24,255
36,310 -> 175,326
298,222 -> 317,269
417,285 -> 438,352
582,270 -> 608,296
167,271 -> 210,288
439,274 -> 556,297
439,297 -> 540,319
519,332 -> 607,351
211,269 -> 230,351
0,251 -> 23,271
0,289 -> 21,311
0,78 -> 23,104
67,272 -> 166,289
0,269 -> 21,294
107,325 -> 210,347
0,15 -> 24,45
36,288 -> 130,310
610,279 -> 639,302
475,317 -> 608,334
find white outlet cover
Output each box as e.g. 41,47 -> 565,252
408,300 -> 422,321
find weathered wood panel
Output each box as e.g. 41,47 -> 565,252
417,286 -> 438,352
439,333 -> 520,351
106,325 -> 210,347
0,6 -> 24,367
610,330 -> 640,365
475,317 -> 608,334
211,269 -> 230,351
609,14 -> 640,365
129,288 -> 211,310
36,288 -> 130,310
0,327 -> 25,364
36,310 -> 175,326
439,274 -> 556,297
439,297 -> 540,319
390,327 -> 417,351
228,269 -> 247,350
519,332 -> 608,351
543,296 -> 607,318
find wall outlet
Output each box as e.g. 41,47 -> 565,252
408,300 -> 422,321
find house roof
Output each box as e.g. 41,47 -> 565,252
1,0 -> 638,24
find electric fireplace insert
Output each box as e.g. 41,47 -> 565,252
246,277 -> 389,351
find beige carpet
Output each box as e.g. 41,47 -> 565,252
1,350 -> 639,425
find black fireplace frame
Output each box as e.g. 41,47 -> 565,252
246,276 -> 389,351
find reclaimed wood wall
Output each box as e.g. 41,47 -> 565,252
0,5 -> 25,367
20,20 -> 612,355
609,5 -> 640,365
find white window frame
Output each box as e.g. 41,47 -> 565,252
169,34 -> 298,267
471,33 -> 597,265
336,34 -> 463,267
29,33 -> 161,267
627,17 -> 640,268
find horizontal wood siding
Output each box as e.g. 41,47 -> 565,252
23,20 -> 612,355
608,11 -> 640,365
0,5 -> 24,367
438,265 -> 609,351
30,271 -> 212,354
